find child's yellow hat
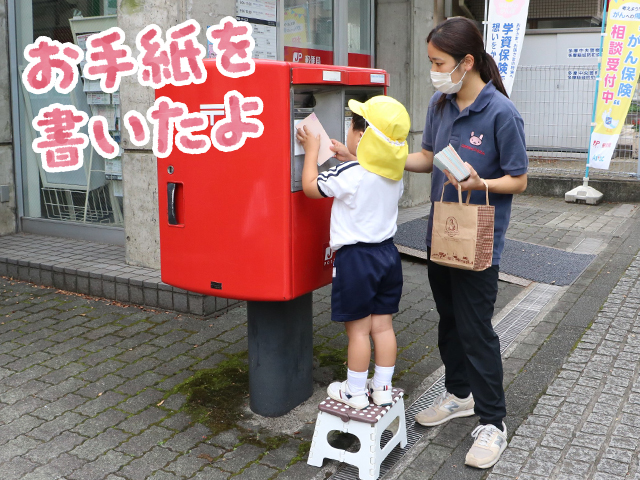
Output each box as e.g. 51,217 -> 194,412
348,96 -> 410,181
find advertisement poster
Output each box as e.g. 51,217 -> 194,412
589,0 -> 640,170
284,6 -> 308,45
486,0 -> 530,96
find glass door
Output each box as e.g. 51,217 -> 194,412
15,0 -> 124,227
348,0 -> 372,67
284,0 -> 335,64
282,0 -> 374,66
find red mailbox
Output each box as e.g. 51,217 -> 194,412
157,60 -> 388,301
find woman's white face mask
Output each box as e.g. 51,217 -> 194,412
430,59 -> 467,94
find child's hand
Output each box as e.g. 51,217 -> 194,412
296,126 -> 320,153
330,139 -> 357,162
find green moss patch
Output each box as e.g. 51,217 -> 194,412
313,345 -> 348,380
171,352 -> 249,435
239,431 -> 288,450
288,441 -> 311,467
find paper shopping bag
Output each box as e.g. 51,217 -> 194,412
430,180 -> 495,271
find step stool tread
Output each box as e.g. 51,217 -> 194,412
318,388 -> 404,424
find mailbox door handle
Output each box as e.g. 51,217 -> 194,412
167,183 -> 178,225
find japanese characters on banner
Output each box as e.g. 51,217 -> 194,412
486,0 -> 530,96
21,17 -> 263,174
589,1 -> 640,170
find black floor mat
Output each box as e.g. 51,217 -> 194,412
395,218 -> 595,286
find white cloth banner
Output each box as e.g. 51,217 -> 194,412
486,0 -> 531,96
588,132 -> 619,170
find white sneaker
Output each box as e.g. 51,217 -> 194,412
365,378 -> 393,406
465,422 -> 508,469
327,380 -> 370,410
414,390 -> 475,426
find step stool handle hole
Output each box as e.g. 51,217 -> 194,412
380,417 -> 401,449
328,431 -> 361,452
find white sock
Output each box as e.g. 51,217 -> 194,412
373,365 -> 395,388
347,369 -> 368,394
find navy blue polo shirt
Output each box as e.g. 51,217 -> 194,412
422,81 -> 528,265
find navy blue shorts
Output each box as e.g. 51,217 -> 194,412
331,238 -> 403,322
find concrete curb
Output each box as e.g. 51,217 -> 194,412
525,175 -> 640,202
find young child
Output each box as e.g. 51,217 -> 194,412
296,96 -> 410,409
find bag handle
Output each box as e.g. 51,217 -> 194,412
441,179 -> 490,206
440,180 -> 463,204
481,179 -> 489,205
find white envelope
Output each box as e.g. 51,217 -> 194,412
294,113 -> 335,166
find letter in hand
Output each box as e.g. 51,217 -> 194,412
330,139 -> 357,162
296,125 -> 320,153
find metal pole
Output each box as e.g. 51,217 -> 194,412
370,0 -> 375,67
585,0 -> 609,182
483,0 -> 489,48
637,116 -> 640,177
435,0 -> 445,24
247,293 -> 314,417
444,0 -> 453,18
333,0 -> 348,66
7,0 -> 25,225
277,0 -> 284,61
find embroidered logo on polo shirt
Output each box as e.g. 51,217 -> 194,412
469,132 -> 483,145
461,131 -> 486,155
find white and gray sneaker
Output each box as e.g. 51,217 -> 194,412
465,422 -> 508,469
327,380 -> 370,410
365,378 -> 393,406
414,390 -> 475,426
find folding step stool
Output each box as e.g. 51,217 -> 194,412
307,388 -> 407,480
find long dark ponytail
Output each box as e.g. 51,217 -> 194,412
427,17 -> 508,114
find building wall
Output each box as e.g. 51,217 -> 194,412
464,0 -> 603,21
119,0 -> 434,267
119,0 -> 234,268
511,31 -> 600,154
377,0 -> 435,207
0,0 -> 16,236
528,0 -> 602,19
519,30 -> 601,66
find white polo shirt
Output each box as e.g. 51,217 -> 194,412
317,161 -> 403,251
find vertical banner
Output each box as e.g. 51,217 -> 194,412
486,0 -> 530,96
590,1 -> 640,170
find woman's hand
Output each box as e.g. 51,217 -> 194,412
405,149 -> 434,173
296,126 -> 320,153
330,139 -> 356,162
444,163 -> 528,194
443,162 -> 485,191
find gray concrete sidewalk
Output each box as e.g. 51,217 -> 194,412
392,198 -> 640,480
489,252 -> 640,480
0,194 -> 638,480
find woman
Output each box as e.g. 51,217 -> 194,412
406,17 -> 528,469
